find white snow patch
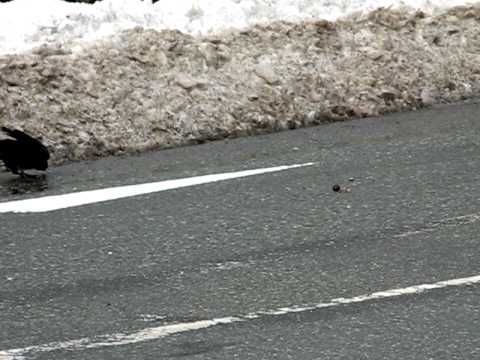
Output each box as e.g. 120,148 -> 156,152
0,0 -> 475,55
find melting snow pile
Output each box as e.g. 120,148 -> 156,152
0,0 -> 479,164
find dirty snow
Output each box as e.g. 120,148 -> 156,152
0,1 -> 479,166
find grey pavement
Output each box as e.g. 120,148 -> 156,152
0,103 -> 479,359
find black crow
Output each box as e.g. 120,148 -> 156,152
0,127 -> 50,177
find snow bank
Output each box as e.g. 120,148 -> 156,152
0,0 -> 476,55
1,5 -> 480,165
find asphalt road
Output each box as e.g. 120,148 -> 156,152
1,103 -> 480,359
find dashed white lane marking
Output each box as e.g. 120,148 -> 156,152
1,274 -> 479,360
0,162 -> 314,213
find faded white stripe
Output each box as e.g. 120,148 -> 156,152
1,274 -> 479,360
394,213 -> 480,238
0,162 -> 314,213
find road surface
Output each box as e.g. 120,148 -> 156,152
1,103 -> 479,359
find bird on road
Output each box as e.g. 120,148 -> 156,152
0,127 -> 50,177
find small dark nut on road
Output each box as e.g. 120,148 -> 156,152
333,184 -> 351,193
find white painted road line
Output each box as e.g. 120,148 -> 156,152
1,274 -> 479,360
0,162 -> 314,214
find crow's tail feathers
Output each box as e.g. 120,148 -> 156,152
1,127 -> 50,160
2,126 -> 18,137
2,127 -> 37,142
0,138 -> 15,158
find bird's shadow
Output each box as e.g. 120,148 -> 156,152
0,173 -> 49,196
